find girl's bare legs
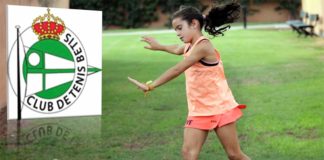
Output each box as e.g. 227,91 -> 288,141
182,128 -> 209,160
215,122 -> 250,160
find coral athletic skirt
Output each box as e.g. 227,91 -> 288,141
185,105 -> 246,130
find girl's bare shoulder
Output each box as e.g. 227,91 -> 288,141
193,39 -> 215,54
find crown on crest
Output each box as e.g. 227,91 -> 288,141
32,8 -> 65,40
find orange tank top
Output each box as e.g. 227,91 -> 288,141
184,36 -> 240,116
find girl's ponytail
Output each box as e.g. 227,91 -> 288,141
204,2 -> 241,37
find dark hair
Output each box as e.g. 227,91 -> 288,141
172,2 -> 240,37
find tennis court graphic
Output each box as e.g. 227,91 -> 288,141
23,40 -> 100,99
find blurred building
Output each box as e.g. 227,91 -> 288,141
243,1 -> 291,22
302,0 -> 324,37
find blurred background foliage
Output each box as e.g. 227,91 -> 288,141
70,0 -> 301,28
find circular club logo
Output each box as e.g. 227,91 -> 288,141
8,8 -> 101,114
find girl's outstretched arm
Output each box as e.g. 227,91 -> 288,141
129,41 -> 212,92
141,36 -> 184,55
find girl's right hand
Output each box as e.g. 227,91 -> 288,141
128,77 -> 149,92
141,36 -> 162,51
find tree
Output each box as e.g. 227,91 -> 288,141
275,0 -> 301,19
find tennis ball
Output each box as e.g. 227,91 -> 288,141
146,80 -> 153,85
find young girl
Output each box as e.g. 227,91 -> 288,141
128,2 -> 250,160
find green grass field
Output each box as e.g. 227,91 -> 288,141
1,29 -> 324,159
102,29 -> 324,160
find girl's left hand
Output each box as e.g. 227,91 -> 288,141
128,77 -> 149,92
141,36 -> 162,51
